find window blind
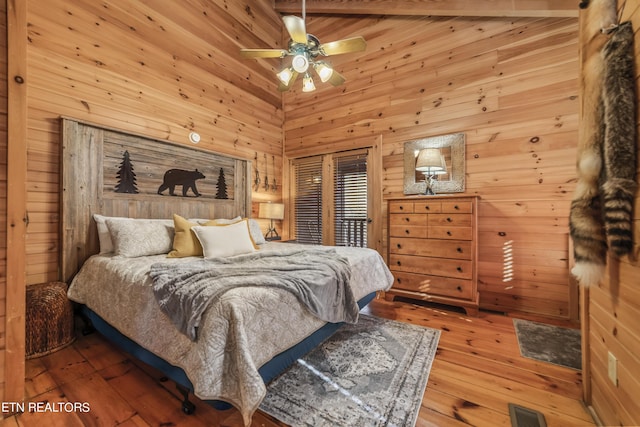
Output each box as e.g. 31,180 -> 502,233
334,152 -> 368,247
293,157 -> 323,244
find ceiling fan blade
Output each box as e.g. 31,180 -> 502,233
240,48 -> 288,59
320,36 -> 367,56
282,15 -> 308,44
327,70 -> 346,86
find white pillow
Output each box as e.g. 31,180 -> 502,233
248,219 -> 266,245
197,216 -> 266,245
105,218 -> 175,257
192,220 -> 257,258
93,214 -> 124,254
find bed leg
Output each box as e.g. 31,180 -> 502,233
175,384 -> 196,415
74,306 -> 95,336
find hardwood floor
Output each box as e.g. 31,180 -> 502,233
3,298 -> 595,427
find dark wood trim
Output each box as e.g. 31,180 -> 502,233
275,0 -> 578,18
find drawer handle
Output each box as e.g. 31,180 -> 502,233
456,266 -> 463,272
457,286 -> 462,291
425,205 -> 430,210
446,217 -> 453,222
405,217 -> 410,222
456,247 -> 462,253
405,229 -> 410,234
397,278 -> 402,284
454,205 -> 459,210
447,231 -> 452,236
397,243 -> 402,249
397,261 -> 402,266
399,205 -> 404,210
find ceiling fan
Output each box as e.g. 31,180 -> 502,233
240,0 -> 366,92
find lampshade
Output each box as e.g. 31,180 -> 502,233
276,68 -> 295,85
415,148 -> 445,174
313,62 -> 334,82
258,202 -> 285,220
302,73 -> 316,92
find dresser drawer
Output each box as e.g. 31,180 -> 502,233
389,254 -> 473,280
428,213 -> 472,227
441,200 -> 473,214
389,201 -> 415,213
389,237 -> 472,260
392,271 -> 474,300
389,213 -> 426,226
413,201 -> 442,213
428,226 -> 473,240
389,225 -> 428,238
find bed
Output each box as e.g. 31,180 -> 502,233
60,119 -> 394,426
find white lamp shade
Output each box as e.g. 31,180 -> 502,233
276,68 -> 294,85
259,202 -> 285,220
314,62 -> 334,82
302,73 -> 316,92
415,148 -> 445,173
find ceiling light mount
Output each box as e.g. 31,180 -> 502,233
291,54 -> 310,73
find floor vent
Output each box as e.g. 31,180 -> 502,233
508,403 -> 547,427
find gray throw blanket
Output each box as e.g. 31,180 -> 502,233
150,248 -> 358,340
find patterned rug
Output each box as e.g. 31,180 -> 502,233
513,318 -> 582,370
259,314 -> 441,427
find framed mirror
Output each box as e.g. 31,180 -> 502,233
403,133 -> 465,194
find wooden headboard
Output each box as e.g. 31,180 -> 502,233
60,118 -> 251,282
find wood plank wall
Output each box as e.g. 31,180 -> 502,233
281,14 -> 580,319
0,0 -> 7,403
23,0 -> 284,286
587,3 -> 640,425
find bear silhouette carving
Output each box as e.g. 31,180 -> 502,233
157,169 -> 205,197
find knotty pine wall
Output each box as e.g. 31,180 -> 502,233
0,0 -> 7,403
282,14 -> 580,319
586,4 -> 640,425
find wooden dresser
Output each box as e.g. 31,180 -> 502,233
386,195 -> 479,315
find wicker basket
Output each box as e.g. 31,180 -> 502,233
26,282 -> 76,359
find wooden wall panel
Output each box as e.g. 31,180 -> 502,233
587,3 -> 640,425
23,0 -> 285,286
282,14 -> 580,318
0,0 -> 7,404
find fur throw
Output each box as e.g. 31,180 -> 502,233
570,21 -> 637,287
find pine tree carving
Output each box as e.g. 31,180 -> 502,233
216,167 -> 228,199
114,150 -> 139,193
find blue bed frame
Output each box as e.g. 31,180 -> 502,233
78,291 -> 376,414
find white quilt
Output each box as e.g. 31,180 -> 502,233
67,243 -> 393,426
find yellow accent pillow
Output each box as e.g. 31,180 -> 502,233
167,214 -> 216,258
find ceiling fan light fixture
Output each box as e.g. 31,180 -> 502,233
314,62 -> 334,83
302,73 -> 316,92
276,68 -> 295,85
291,54 -> 309,73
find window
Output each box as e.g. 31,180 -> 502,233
334,152 -> 368,247
292,156 -> 323,245
290,149 -> 369,247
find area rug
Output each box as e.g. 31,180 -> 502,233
513,318 -> 581,370
259,314 -> 441,427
